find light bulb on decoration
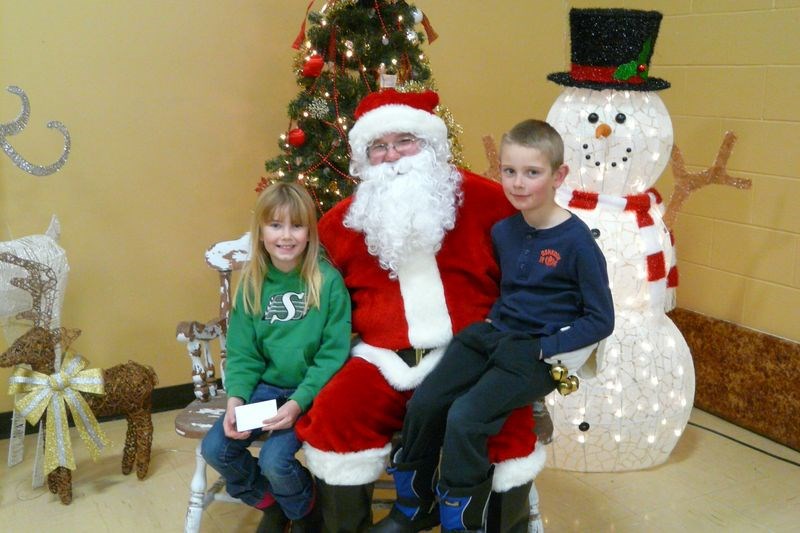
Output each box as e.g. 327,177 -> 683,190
345,50 -> 353,59
320,19 -> 327,26
278,170 -> 285,177
397,15 -> 403,22
391,58 -> 398,66
381,35 -> 389,45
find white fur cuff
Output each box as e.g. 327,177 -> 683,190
492,445 -> 547,492
302,442 -> 392,485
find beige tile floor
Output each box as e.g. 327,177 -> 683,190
0,408 -> 798,532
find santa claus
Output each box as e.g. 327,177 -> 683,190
295,89 -> 545,532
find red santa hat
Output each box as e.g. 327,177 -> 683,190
348,89 -> 449,169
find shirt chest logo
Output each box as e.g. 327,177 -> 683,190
539,249 -> 561,268
264,292 -> 307,323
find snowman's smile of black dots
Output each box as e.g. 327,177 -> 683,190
580,111 -> 634,172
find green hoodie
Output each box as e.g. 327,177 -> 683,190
224,259 -> 351,411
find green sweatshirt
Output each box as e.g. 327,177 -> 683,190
224,259 -> 351,411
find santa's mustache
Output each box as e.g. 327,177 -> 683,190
359,149 -> 438,182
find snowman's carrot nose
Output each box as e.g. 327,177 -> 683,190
595,123 -> 612,139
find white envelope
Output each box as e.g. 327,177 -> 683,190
234,399 -> 278,432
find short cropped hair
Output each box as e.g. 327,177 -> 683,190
500,119 -> 564,171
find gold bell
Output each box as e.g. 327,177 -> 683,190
550,364 -> 569,382
557,375 -> 580,396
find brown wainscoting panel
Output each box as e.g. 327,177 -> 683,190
669,307 -> 800,451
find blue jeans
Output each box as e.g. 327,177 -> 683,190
200,382 -> 313,519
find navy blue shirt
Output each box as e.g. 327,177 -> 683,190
487,213 -> 614,358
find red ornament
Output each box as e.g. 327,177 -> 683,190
287,128 -> 306,147
302,54 -> 324,77
637,63 -> 647,73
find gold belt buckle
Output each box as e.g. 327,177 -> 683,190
415,348 -> 425,365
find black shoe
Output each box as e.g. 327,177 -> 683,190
369,448 -> 439,533
256,503 -> 289,533
369,504 -> 439,532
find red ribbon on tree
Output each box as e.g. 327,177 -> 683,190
292,0 -> 317,50
421,12 -> 438,43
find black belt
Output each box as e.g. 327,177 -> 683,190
396,347 -> 434,366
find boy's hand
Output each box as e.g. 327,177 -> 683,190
544,343 -> 597,373
223,396 -> 252,440
261,399 -> 302,431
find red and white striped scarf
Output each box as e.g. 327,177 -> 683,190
559,187 -> 678,291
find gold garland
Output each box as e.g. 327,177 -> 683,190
396,80 -> 467,169
9,351 -> 109,473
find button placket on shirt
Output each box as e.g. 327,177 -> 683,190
518,231 -> 536,276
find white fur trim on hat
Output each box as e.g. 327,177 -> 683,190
348,104 -> 447,163
302,442 -> 392,485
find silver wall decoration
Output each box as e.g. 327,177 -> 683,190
1,85 -> 71,176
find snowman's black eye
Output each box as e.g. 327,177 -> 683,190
615,113 -> 627,124
588,113 -> 599,124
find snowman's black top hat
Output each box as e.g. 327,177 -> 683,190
548,8 -> 670,91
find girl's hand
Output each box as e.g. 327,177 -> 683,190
223,396 -> 252,440
261,399 -> 302,431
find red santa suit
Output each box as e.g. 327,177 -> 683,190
296,168 -> 545,492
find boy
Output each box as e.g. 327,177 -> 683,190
373,119 -> 614,532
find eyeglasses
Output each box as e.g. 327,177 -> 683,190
366,136 -> 422,159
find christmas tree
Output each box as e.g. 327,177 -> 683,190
260,0 -> 463,213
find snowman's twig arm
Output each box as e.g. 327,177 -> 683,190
482,134 -> 501,182
663,131 -> 751,230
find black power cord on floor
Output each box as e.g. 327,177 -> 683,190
687,421 -> 800,467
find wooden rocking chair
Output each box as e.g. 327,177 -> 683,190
173,233 -> 251,533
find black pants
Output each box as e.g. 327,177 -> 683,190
401,321 -> 555,489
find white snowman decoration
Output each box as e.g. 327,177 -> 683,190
543,8 -> 695,472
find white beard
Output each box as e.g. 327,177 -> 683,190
344,148 -> 462,277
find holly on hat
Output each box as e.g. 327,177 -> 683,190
548,8 -> 670,92
348,89 -> 448,166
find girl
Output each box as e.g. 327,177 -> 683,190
201,182 -> 351,532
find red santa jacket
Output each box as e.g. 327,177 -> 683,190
319,170 -> 515,351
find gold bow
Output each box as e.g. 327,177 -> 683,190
9,351 -> 109,473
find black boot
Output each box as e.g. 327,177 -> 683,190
369,450 -> 439,532
485,481 -> 532,533
256,503 -> 289,533
437,475 -> 493,533
317,478 -> 374,533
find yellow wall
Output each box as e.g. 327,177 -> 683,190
1,1 -> 798,413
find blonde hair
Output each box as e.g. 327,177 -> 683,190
500,119 -> 564,171
237,182 -> 322,314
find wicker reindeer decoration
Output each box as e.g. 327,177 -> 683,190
0,253 -> 158,504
